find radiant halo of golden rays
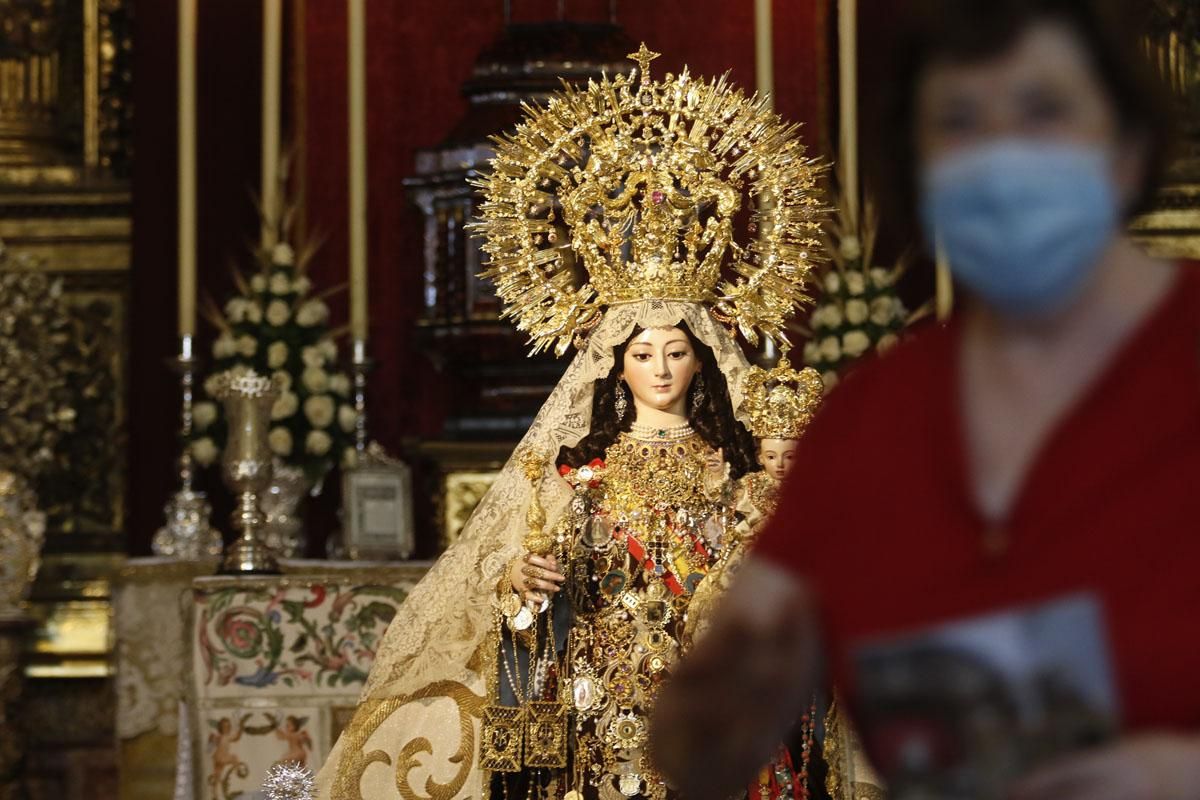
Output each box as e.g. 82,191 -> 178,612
471,43 -> 828,356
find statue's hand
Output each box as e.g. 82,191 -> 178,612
509,553 -> 566,605
702,447 -> 731,501
704,447 -> 726,479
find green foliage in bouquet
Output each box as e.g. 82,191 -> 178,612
189,214 -> 356,484
802,197 -> 918,390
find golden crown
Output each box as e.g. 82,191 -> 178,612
741,354 -> 825,440
472,43 -> 826,355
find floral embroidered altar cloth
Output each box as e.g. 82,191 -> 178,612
185,564 -> 429,800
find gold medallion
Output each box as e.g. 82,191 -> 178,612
499,592 -> 522,618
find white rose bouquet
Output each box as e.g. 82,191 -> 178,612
189,222 -> 357,483
802,194 -> 916,389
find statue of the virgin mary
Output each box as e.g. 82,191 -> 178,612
316,43 -> 826,800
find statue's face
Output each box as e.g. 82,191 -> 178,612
758,438 -> 799,481
620,326 -> 701,419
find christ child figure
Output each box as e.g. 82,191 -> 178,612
736,354 -> 825,532
683,353 -> 824,645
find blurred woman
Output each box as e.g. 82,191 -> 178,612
651,2 -> 1200,799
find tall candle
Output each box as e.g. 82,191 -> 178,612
261,0 -> 282,248
754,0 -> 774,109
348,0 -> 368,342
838,0 -> 859,229
755,0 -> 778,361
178,0 -> 197,338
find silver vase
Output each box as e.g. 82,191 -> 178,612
259,459 -> 311,558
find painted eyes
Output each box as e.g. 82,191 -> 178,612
630,350 -> 691,362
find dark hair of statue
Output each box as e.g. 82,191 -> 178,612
556,322 -> 760,478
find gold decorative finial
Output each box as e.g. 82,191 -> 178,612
519,449 -> 553,554
627,42 -> 661,85
471,43 -> 827,356
742,349 -> 825,440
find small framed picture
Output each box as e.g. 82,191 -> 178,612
343,459 -> 415,560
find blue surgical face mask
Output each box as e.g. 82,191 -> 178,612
919,140 -> 1120,318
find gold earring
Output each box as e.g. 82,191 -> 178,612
615,382 -> 628,421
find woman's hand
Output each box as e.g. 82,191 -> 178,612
508,553 -> 566,605
1010,735 -> 1200,800
650,557 -> 821,800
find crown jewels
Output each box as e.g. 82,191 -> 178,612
472,43 -> 826,356
741,353 -> 825,440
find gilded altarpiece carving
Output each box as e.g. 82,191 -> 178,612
0,0 -> 133,537
1133,2 -> 1200,257
0,2 -> 133,798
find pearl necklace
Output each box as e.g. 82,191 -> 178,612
628,420 -> 695,442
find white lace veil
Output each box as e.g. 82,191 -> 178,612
316,300 -> 754,800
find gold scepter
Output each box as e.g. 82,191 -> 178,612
515,448 -> 569,769
520,448 -> 553,555
512,448 -> 554,627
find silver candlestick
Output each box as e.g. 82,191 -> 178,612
327,338 -> 372,560
351,338 -> 372,453
152,335 -> 222,559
